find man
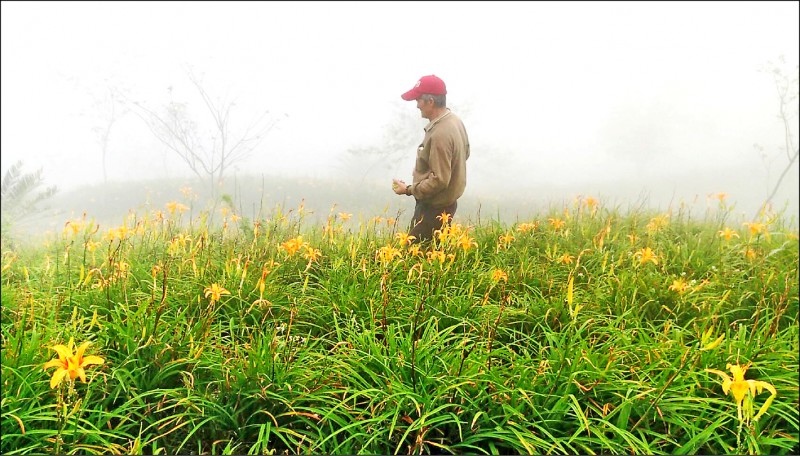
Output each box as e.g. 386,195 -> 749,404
392,74 -> 470,244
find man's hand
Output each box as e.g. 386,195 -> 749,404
392,178 -> 408,195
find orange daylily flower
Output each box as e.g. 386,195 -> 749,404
43,338 -> 105,389
280,237 -> 308,256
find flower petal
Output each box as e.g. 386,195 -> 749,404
50,368 -> 69,389
753,381 -> 778,421
756,380 -> 777,397
68,366 -> 80,380
728,363 -> 747,382
80,355 -> 105,368
722,378 -> 732,395
51,344 -> 73,361
75,341 -> 91,359
705,369 -> 730,382
729,380 -> 749,404
747,379 -> 758,398
43,359 -> 66,371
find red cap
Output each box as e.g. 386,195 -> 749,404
401,75 -> 447,101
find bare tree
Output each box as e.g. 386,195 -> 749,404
756,56 -> 799,218
132,70 -> 280,207
91,85 -> 127,184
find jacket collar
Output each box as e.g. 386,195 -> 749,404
424,108 -> 451,132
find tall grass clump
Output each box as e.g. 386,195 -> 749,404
1,192 -> 798,454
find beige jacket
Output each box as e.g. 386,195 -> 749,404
410,110 -> 470,207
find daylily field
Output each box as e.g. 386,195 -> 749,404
1,193 -> 798,454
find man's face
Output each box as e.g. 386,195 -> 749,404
415,96 -> 434,119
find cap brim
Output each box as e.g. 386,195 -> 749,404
401,88 -> 421,101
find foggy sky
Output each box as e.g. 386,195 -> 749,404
2,1 -> 799,219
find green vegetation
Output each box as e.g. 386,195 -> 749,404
1,192 -> 797,455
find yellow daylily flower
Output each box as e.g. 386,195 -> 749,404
165,201 -> 189,216
548,218 -> 566,231
556,253 -> 574,265
718,227 -> 739,241
742,222 -> 767,237
376,245 -> 402,264
43,338 -> 105,389
101,228 -> 118,242
436,223 -> 465,243
668,277 -> 692,294
302,246 -> 322,263
63,218 -> 87,236
516,222 -> 538,234
395,232 -> 416,246
646,214 -> 670,233
498,233 -> 515,250
705,363 -> 777,423
426,250 -> 447,264
115,225 -> 131,240
280,236 -> 308,256
634,247 -> 659,266
204,283 -> 231,303
456,234 -> 478,252
491,269 -> 508,283
709,192 -> 729,202
84,240 -> 102,253
583,196 -> 598,213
